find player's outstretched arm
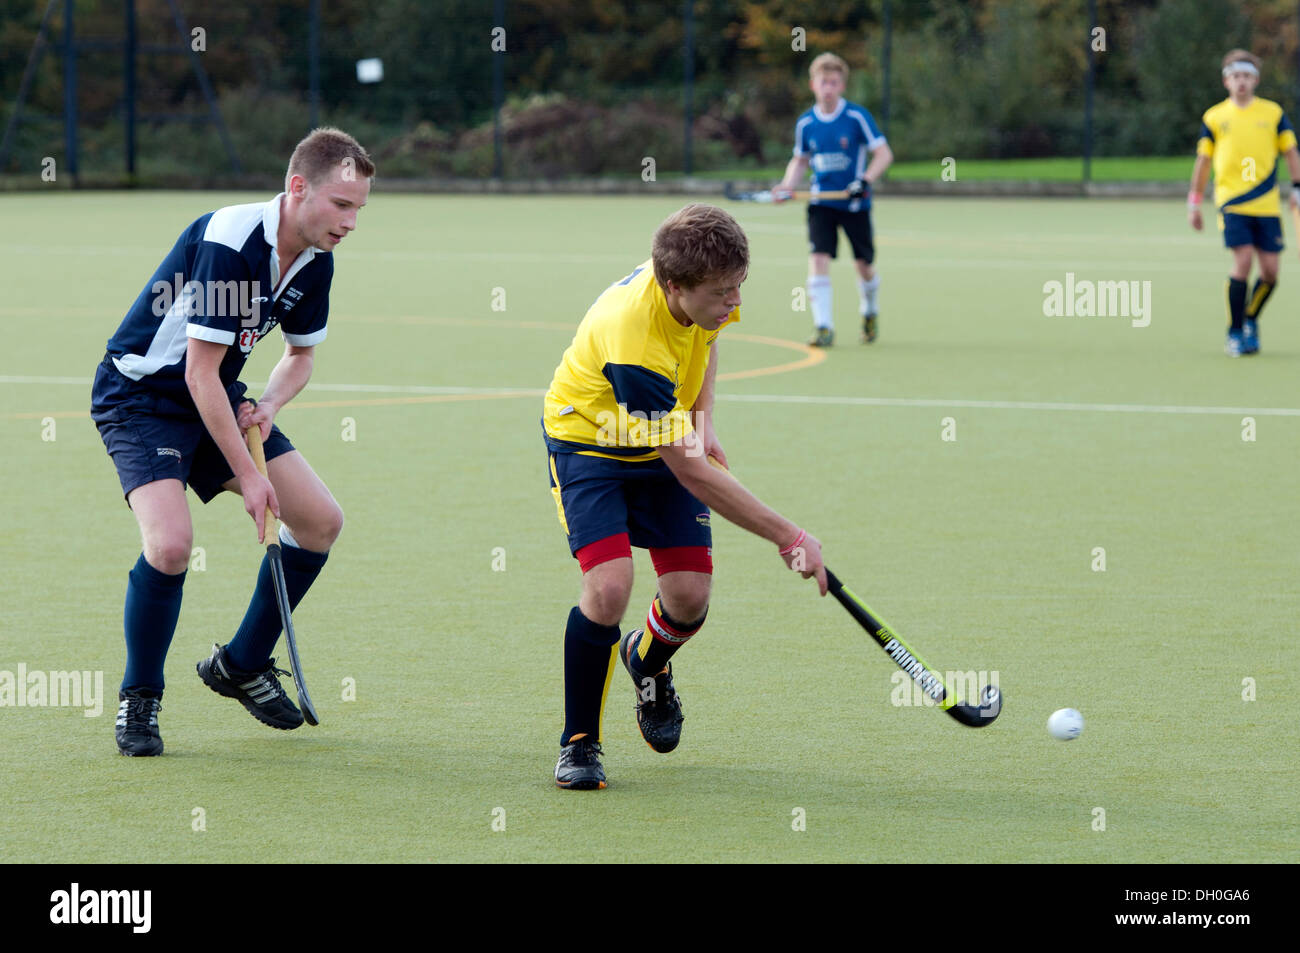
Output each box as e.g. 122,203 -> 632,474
657,439 -> 827,594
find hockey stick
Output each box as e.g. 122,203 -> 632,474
723,182 -> 851,203
826,569 -> 1001,727
246,426 -> 320,726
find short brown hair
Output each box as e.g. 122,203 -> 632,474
652,204 -> 749,290
810,52 -> 849,82
1221,49 -> 1262,73
286,127 -> 375,188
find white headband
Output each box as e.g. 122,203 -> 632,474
1223,60 -> 1259,77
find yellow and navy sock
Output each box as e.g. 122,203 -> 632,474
626,596 -> 707,678
1226,277 -> 1247,331
121,553 -> 185,693
1245,277 -> 1275,323
561,606 -> 619,746
226,529 -> 329,671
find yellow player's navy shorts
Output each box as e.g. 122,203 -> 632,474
1221,211 -> 1283,252
547,450 -> 712,555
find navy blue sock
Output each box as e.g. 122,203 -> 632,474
628,596 -> 707,679
225,538 -> 329,671
1245,278 -> 1275,322
561,606 -> 620,746
122,553 -> 186,693
1227,277 -> 1247,331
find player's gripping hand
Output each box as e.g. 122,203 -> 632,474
780,529 -> 828,596
771,184 -> 794,204
237,398 -> 275,443
241,470 -> 280,544
847,178 -> 871,200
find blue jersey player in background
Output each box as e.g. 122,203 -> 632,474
90,128 -> 374,755
776,52 -> 893,347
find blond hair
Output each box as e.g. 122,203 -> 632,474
286,127 -> 375,188
652,204 -> 749,290
810,52 -> 849,82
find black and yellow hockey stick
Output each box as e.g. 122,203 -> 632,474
826,569 -> 1001,727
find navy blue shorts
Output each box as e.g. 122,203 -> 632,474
90,357 -> 295,504
1222,212 -> 1283,252
547,451 -> 712,554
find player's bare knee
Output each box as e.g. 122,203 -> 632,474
581,576 -> 631,626
591,584 -> 631,625
660,581 -> 711,623
284,501 -> 343,552
672,596 -> 710,624
318,501 -> 344,546
146,537 -> 192,575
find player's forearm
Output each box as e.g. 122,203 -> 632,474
187,371 -> 258,481
779,156 -> 808,189
1189,156 -> 1210,196
1285,148 -> 1300,185
259,349 -> 314,414
864,143 -> 893,183
683,466 -> 800,547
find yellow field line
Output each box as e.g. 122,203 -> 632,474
720,332 -> 827,381
1,331 -> 823,418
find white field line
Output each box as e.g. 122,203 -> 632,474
0,241 -> 1208,272
3,376 -> 1298,417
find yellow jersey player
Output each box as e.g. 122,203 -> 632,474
1189,49 -> 1300,356
543,204 -> 827,790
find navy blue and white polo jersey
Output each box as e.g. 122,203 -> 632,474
793,99 -> 887,212
101,193 -> 333,408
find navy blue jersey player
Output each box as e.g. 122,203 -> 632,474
91,128 -> 374,755
776,52 -> 893,347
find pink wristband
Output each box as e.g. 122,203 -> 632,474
1187,191 -> 1202,206
779,529 -> 806,556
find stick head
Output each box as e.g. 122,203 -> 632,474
948,684 -> 1002,727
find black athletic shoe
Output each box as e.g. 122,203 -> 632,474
116,689 -> 163,757
555,738 -> 607,790
861,312 -> 878,343
619,629 -> 685,753
807,327 -> 834,347
197,644 -> 304,730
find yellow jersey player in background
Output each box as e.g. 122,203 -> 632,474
543,204 -> 827,790
1189,49 -> 1300,356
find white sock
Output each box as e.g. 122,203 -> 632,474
859,275 -> 880,316
808,275 -> 833,330
279,524 -> 301,549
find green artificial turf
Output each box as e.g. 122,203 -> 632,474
1,190 -> 1296,862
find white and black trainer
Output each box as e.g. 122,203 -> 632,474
116,689 -> 164,756
197,644 -> 304,730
